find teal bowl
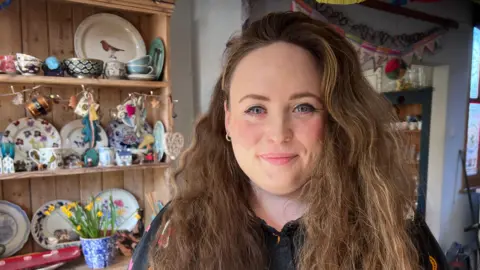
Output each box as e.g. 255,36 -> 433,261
127,65 -> 153,75
127,55 -> 151,66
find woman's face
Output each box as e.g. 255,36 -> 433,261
225,42 -> 327,196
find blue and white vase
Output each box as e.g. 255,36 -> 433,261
80,236 -> 116,269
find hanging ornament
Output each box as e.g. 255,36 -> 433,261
384,58 -> 407,80
69,96 -> 77,109
150,98 -> 160,108
12,93 -> 23,105
125,104 -> 136,117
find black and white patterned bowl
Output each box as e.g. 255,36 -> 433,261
64,58 -> 104,78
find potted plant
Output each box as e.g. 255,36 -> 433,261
46,196 -> 140,269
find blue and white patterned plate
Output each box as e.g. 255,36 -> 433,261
0,200 -> 30,258
106,120 -> 152,151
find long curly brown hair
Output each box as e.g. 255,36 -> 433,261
151,11 -> 418,269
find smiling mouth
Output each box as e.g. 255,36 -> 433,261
258,154 -> 298,166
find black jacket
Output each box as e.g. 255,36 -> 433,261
129,204 -> 448,269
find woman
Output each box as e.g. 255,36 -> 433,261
130,12 -> 447,270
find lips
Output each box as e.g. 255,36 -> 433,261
258,153 -> 298,166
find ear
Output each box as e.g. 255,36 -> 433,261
224,101 -> 230,133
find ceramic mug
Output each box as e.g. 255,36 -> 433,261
128,55 -> 151,66
0,55 -> 16,74
104,60 -> 126,79
126,65 -> 153,75
26,95 -> 54,117
28,148 -> 62,170
98,147 -> 115,167
74,95 -> 99,117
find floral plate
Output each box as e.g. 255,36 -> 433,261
94,188 -> 139,231
107,120 -> 152,151
0,200 -> 30,258
2,118 -> 61,161
31,200 -> 81,250
60,119 -> 108,156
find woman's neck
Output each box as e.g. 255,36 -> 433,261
250,184 -> 306,232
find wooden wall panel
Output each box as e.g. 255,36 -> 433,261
0,0 -> 171,256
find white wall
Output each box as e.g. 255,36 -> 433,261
254,0 -> 475,250
170,0 -> 195,144
192,0 -> 243,114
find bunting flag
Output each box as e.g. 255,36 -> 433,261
292,0 -> 445,69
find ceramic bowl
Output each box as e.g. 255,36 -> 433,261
16,53 -> 41,63
127,55 -> 151,66
64,58 -> 104,78
126,64 -> 153,75
15,60 -> 42,76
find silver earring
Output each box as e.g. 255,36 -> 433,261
225,134 -> 231,142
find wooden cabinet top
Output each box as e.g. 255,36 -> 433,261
60,0 -> 175,14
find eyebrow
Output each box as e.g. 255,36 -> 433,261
238,92 -> 322,103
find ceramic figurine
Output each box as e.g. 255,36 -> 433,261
42,56 -> 64,77
83,148 -> 99,167
3,156 -> 14,174
82,109 -> 102,148
116,150 -> 132,166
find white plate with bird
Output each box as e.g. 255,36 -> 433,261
74,13 -> 146,64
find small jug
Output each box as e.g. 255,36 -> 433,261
104,56 -> 126,80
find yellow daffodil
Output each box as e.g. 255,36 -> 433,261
48,205 -> 55,212
69,202 -> 77,208
134,213 -> 141,220
66,211 -> 73,218
76,225 -> 81,231
85,203 -> 93,211
60,206 -> 69,215
44,211 -> 51,216
97,211 -> 103,217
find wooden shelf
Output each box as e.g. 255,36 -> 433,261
0,163 -> 168,180
0,75 -> 169,89
59,0 -> 175,14
65,255 -> 131,269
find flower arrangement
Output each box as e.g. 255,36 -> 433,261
44,196 -> 141,239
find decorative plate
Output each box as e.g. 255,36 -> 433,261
2,118 -> 61,161
0,200 -> 30,258
153,121 -> 165,159
94,188 -> 140,231
31,200 -> 80,250
107,120 -> 152,151
60,119 -> 108,156
74,13 -> 146,64
148,37 -> 165,81
0,246 -> 81,269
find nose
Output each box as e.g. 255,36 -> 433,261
266,114 -> 293,144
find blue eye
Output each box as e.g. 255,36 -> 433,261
245,106 -> 266,115
293,104 -> 316,113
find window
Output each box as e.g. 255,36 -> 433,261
465,27 -> 480,187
